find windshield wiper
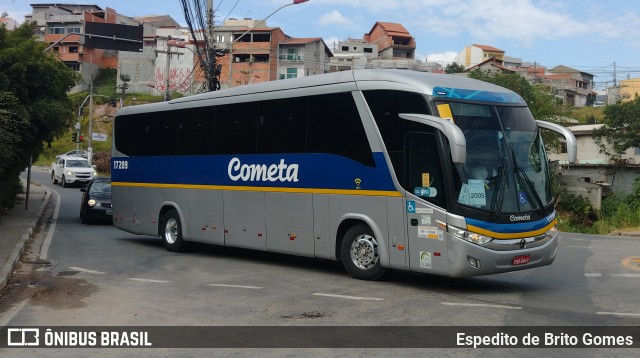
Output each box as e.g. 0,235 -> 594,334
490,166 -> 506,219
510,149 -> 545,215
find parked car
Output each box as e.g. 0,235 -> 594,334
593,101 -> 606,107
56,150 -> 89,159
80,177 -> 112,224
51,155 -> 96,187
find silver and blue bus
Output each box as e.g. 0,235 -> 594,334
111,69 -> 576,279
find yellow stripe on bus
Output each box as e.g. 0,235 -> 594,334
111,181 -> 404,197
467,220 -> 557,240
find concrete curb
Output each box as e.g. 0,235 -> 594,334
0,188 -> 51,292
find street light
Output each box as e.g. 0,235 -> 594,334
220,0 -> 309,53
207,0 -> 309,89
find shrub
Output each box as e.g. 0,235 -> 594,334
92,150 -> 111,175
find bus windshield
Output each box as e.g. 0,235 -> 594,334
442,102 -> 553,215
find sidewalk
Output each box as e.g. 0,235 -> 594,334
0,180 -> 50,291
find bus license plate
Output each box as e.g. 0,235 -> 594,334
512,255 -> 530,266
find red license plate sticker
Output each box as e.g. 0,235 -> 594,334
512,255 -> 530,266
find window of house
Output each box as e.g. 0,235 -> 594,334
234,54 -> 250,62
69,46 -> 79,53
286,68 -> 297,79
50,27 -> 65,34
252,33 -> 270,42
341,46 -> 349,51
64,62 -> 80,71
253,54 -> 269,63
68,27 -> 81,34
363,47 -> 373,53
52,47 -> 59,53
234,33 -> 251,42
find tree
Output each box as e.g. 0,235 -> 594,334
445,62 -> 466,74
592,96 -> 640,164
0,21 -> 80,209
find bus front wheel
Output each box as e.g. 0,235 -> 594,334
161,209 -> 189,252
341,224 -> 386,280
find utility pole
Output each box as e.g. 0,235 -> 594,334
206,0 -> 221,91
88,78 -> 94,163
156,37 -> 183,101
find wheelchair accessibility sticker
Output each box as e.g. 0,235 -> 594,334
407,200 -> 416,213
518,191 -> 529,205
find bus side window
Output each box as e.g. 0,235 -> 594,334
307,92 -> 374,166
363,90 -> 431,187
405,132 -> 445,208
257,97 -> 307,154
177,107 -> 215,155
214,103 -> 259,155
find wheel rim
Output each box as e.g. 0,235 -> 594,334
349,234 -> 379,270
164,218 -> 179,244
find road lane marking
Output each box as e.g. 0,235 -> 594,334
312,293 -> 384,301
39,185 -> 60,260
622,256 -> 640,272
441,302 -> 522,310
208,284 -> 263,289
597,312 -> 640,317
69,266 -> 105,275
129,278 -> 171,283
610,273 -> 640,278
584,273 -> 602,277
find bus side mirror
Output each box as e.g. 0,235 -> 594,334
535,120 -> 577,164
399,113 -> 467,164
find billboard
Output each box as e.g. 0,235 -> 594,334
83,22 -> 143,52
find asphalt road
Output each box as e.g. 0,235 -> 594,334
1,167 -> 639,356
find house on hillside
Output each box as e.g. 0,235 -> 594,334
27,3 -> 140,93
545,65 -> 595,107
363,21 -> 416,59
454,44 -> 505,68
277,38 -> 332,80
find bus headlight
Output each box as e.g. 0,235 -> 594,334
87,199 -> 96,207
545,223 -> 558,238
448,225 -> 493,246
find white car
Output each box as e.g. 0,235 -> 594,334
56,150 -> 89,159
51,155 -> 97,188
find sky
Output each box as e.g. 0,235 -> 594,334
4,0 -> 640,89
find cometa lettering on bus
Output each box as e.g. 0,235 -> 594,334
227,157 -> 299,183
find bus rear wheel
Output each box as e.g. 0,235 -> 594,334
341,223 -> 386,280
161,209 -> 189,252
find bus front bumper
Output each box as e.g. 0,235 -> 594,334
446,231 -> 558,278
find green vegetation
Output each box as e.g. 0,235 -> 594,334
593,96 -> 640,163
0,22 -> 80,210
568,106 -> 605,124
556,177 -> 640,234
36,68 -> 166,172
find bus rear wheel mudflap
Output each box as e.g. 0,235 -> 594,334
341,223 -> 386,280
160,209 -> 189,252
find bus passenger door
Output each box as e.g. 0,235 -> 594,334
404,132 -> 449,276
